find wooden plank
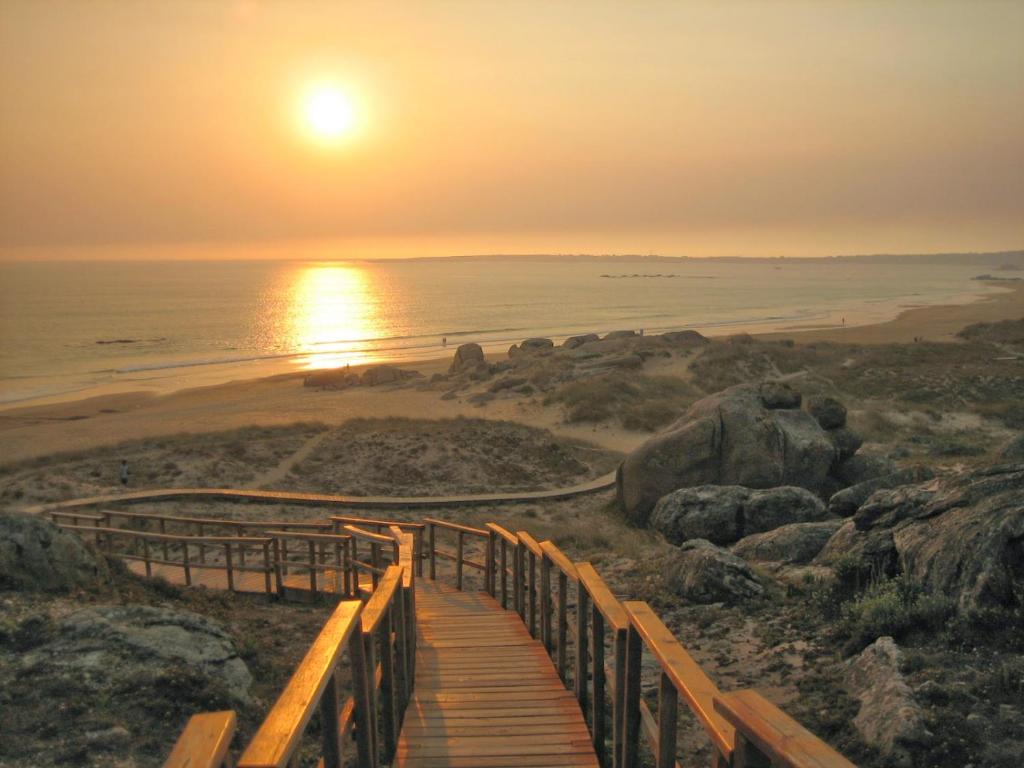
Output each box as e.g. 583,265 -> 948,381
714,690 -> 856,768
623,600 -> 735,759
576,562 -> 628,631
360,565 -> 402,635
515,530 -> 544,559
540,540 -> 578,581
485,522 -> 518,546
237,600 -> 362,768
397,755 -> 599,768
163,710 -> 236,768
423,517 -> 490,537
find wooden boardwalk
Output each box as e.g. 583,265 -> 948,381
397,581 -> 599,768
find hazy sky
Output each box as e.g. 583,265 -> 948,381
1,1 -> 1022,258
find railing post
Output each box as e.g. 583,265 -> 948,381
455,531 -> 464,590
500,538 -> 509,609
540,554 -> 552,652
613,627 -> 627,768
656,671 -> 679,768
272,538 -> 284,596
428,522 -> 436,580
591,603 -> 606,766
378,607 -> 398,763
263,541 -> 272,594
320,669 -> 343,768
238,527 -> 247,566
142,537 -> 152,578
575,583 -> 589,710
513,542 -> 524,618
343,539 -> 352,596
415,529 -> 424,577
394,585 -> 410,707
348,616 -> 376,768
225,543 -> 235,592
363,632 -> 380,764
486,531 -> 496,597
557,569 -> 568,681
334,540 -> 342,594
350,539 -> 360,595
309,540 -> 318,594
159,517 -> 169,560
528,549 -> 537,637
621,623 -> 643,768
371,543 -> 381,589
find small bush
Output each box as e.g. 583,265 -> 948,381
837,575 -> 955,652
545,374 -> 698,431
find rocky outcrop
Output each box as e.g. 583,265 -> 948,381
660,330 -> 709,346
508,338 -> 554,357
650,485 -> 831,546
665,539 -> 763,603
304,365 -> 420,389
844,637 -> 929,767
0,513 -> 109,592
834,454 -> 899,487
731,520 -> 843,564
449,342 -> 486,374
816,464 -> 1024,611
603,330 -> 637,341
563,333 -> 600,349
17,605 -> 253,706
805,396 -> 847,429
617,382 -> 844,525
361,365 -> 420,386
828,466 -> 935,517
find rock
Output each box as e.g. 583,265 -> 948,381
508,338 -> 554,357
468,392 -> 494,406
661,330 -> 709,346
0,513 -> 109,592
805,396 -> 847,429
817,464 -> 1024,612
303,368 -> 359,389
618,383 -> 841,525
732,520 -> 844,564
19,605 -> 252,706
827,466 -> 935,517
449,343 -> 486,374
844,637 -> 929,767
999,433 -> 1024,460
826,427 -> 863,463
665,539 -> 763,603
489,376 -> 528,393
650,486 -> 831,546
603,330 -> 637,340
563,333 -> 600,349
758,381 -> 802,409
440,390 -> 458,401
361,365 -> 419,386
834,454 -> 899,486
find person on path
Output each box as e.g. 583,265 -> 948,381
119,459 -> 129,487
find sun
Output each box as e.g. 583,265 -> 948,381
301,83 -> 358,144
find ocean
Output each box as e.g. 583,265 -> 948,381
0,256 -> 993,406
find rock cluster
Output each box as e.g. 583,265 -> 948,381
816,463 -> 1024,611
731,520 -> 844,565
303,364 -> 421,390
0,513 -> 109,592
617,382 -> 864,525
664,539 -> 763,603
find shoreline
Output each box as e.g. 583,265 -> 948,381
0,283 -> 1020,466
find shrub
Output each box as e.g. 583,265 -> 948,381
837,575 -> 955,652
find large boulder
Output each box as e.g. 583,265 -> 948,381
563,333 -> 600,349
603,330 -> 637,341
449,343 -> 485,374
17,605 -> 253,706
834,454 -> 899,487
665,539 -> 763,603
816,464 -> 1024,611
361,365 -> 419,386
508,337 -> 554,357
732,520 -> 844,565
828,466 -> 935,517
661,330 -> 709,347
805,396 -> 847,429
650,485 -> 831,546
618,382 -> 840,525
0,513 -> 109,592
844,637 -> 929,767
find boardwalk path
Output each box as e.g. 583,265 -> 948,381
26,471 -> 617,514
398,581 -> 599,768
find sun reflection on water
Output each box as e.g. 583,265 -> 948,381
287,263 -> 384,369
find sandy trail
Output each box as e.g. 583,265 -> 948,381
244,427 -> 333,489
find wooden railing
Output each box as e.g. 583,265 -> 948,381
423,517 -> 490,591
164,711 -> 236,768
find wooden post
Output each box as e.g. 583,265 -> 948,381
557,569 -> 568,680
540,555 -> 552,652
320,669 -> 343,768
528,550 -> 538,639
182,541 -> 192,587
576,584 -> 589,710
281,536 -> 289,575
486,531 -> 496,597
334,541 -> 342,594
238,527 -> 246,566
455,531 -> 464,591
159,517 -> 169,560
428,523 -> 436,581
415,528 -> 424,577
348,617 -> 375,768
225,543 -> 235,592
363,632 -> 380,765
613,628 -> 628,768
308,540 -> 318,594
350,539 -> 360,594
499,538 -> 509,609
343,539 -> 352,596
262,541 -> 272,594
513,542 -> 524,618
371,543 -> 381,590
197,522 -> 206,564
656,672 -> 678,768
272,538 -> 284,596
142,537 -> 152,578
591,604 -> 606,765
621,624 -> 643,768
393,585 -> 410,707
731,733 -> 772,768
378,607 -> 398,762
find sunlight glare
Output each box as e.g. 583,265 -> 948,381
301,83 -> 358,144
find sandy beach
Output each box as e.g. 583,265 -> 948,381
0,282 -> 1019,466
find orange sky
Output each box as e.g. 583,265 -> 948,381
1,1 -> 1022,259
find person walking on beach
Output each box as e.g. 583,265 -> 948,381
119,459 -> 129,487
442,336 -> 447,347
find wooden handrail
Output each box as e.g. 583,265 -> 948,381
262,530 -> 351,543
360,566 -> 402,635
237,600 -> 363,768
623,600 -> 735,766
423,517 -> 489,537
343,524 -> 399,547
715,690 -> 856,768
97,508 -> 333,530
540,539 -> 578,581
56,524 -> 271,546
163,710 -> 236,768
577,562 -> 629,631
486,522 -> 517,545
516,529 -> 543,559
332,514 -> 425,531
